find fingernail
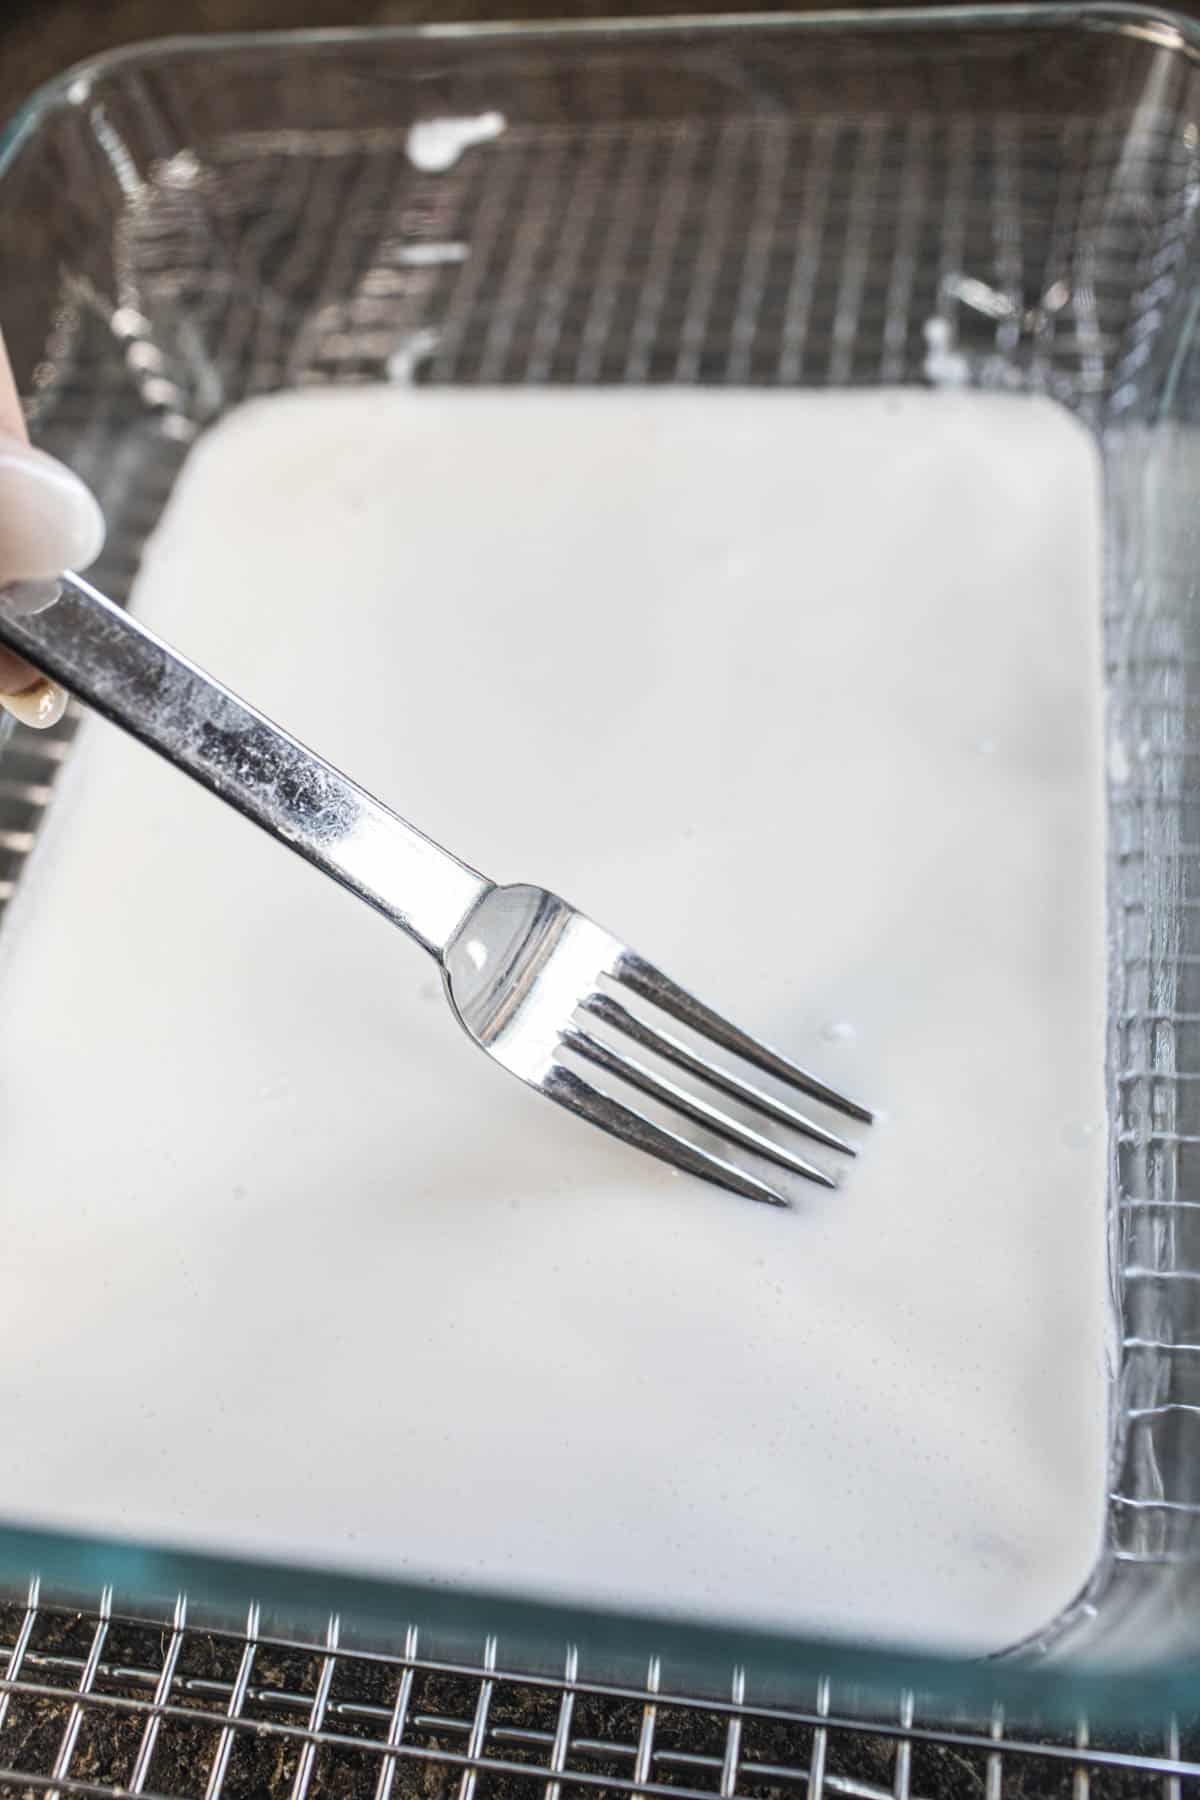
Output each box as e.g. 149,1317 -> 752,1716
0,433 -> 104,581
0,678 -> 67,730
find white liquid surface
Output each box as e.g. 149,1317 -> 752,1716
0,388 -> 1108,1653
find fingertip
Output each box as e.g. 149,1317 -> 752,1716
0,679 -> 68,730
0,433 -> 105,582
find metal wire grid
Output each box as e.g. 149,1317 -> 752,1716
0,1585 -> 1194,1800
3,43 -> 1200,1800
105,111 -> 1185,402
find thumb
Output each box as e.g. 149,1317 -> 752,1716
0,327 -> 105,728
0,436 -> 105,726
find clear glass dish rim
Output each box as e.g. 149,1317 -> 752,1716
0,0 -> 1197,1726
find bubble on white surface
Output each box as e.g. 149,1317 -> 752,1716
822,1020 -> 857,1044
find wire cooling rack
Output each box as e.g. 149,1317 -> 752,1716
0,1582 -> 1195,1800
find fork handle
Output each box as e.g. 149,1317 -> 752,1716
0,573 -> 489,958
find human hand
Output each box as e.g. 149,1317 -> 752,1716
0,327 -> 104,727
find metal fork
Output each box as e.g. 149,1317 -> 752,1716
0,574 -> 871,1207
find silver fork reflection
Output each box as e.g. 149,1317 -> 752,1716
0,574 -> 872,1207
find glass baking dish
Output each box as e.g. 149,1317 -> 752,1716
2,2 -> 1200,1731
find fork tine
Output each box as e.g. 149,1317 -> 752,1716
543,1062 -> 790,1208
615,953 -> 874,1124
564,1025 -> 837,1190
579,991 -> 856,1156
